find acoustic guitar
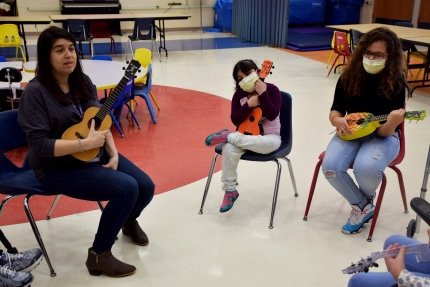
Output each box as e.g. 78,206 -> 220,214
237,60 -> 274,136
62,60 -> 141,161
339,110 -> 426,141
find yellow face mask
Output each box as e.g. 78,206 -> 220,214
362,57 -> 386,74
238,71 -> 259,93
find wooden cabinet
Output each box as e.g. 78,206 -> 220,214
373,0 -> 414,23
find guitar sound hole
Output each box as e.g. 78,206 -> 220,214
249,116 -> 255,122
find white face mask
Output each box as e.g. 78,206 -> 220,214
238,71 -> 259,93
362,57 -> 386,74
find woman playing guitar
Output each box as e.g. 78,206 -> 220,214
204,59 -> 282,213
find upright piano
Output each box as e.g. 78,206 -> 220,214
60,0 -> 121,14
60,0 -> 122,34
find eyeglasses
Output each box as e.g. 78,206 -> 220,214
363,50 -> 387,60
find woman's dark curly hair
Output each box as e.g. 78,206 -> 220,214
341,27 -> 406,99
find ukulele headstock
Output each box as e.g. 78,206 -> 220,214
258,60 -> 274,81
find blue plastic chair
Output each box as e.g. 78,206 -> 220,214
0,56 -> 6,62
133,64 -> 157,124
102,79 -> 141,137
198,92 -> 298,228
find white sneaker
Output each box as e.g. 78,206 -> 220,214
342,203 -> 375,234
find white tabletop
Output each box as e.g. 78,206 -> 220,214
23,60 -> 147,90
0,61 -> 23,71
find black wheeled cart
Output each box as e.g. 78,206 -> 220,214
407,145 -> 430,237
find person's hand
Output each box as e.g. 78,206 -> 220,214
387,108 -> 405,126
385,243 -> 406,280
83,119 -> 110,150
254,80 -> 267,95
248,95 -> 260,108
102,153 -> 119,170
333,116 -> 352,136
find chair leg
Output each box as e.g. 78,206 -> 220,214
46,195 -> 61,220
0,195 -> 15,216
124,102 -> 141,128
327,55 -> 340,77
390,165 -> 408,213
199,153 -> 219,214
46,195 -> 104,219
284,157 -> 298,197
24,195 -> 56,277
150,92 -> 161,111
110,110 -> 125,137
269,159 -> 282,229
367,174 -> 387,242
136,93 -> 158,124
129,40 -> 134,59
303,159 -> 323,221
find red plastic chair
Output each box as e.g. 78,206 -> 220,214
89,21 -> 116,56
327,31 -> 351,77
303,123 -> 407,242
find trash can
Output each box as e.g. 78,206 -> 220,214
326,0 -> 364,25
214,0 -> 233,32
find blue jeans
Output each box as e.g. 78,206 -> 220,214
322,133 -> 400,206
348,235 -> 430,287
39,153 -> 155,253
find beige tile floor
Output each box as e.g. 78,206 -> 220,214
3,30 -> 430,287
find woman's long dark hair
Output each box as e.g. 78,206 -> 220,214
232,59 -> 258,90
341,27 -> 406,99
35,26 -> 94,105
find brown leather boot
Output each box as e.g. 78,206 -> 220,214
122,219 -> 149,246
85,248 -> 136,277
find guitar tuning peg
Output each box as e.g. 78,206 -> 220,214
134,75 -> 137,78
126,60 -> 130,64
122,67 -> 125,70
138,69 -> 141,73
272,65 -> 275,69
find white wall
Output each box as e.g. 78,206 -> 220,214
17,0 -> 216,32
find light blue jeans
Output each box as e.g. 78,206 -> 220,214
322,132 -> 400,206
348,234 -> 430,287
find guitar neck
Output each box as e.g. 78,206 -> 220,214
94,76 -> 131,122
368,111 -> 423,124
370,243 -> 430,262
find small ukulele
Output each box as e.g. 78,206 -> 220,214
237,60 -> 274,136
340,110 -> 426,141
62,60 -> 141,161
343,243 -> 430,274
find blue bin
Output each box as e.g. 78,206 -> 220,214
214,0 -> 233,32
326,0 -> 364,25
289,0 -> 327,26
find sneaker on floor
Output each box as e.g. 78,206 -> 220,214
0,265 -> 33,287
0,248 -> 43,272
342,203 -> 375,234
205,129 -> 230,146
219,190 -> 239,213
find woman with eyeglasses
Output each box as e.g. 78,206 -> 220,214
322,27 -> 406,235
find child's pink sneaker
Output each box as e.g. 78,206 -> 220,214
219,190 -> 239,212
205,129 -> 230,146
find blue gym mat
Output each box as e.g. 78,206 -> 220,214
287,26 -> 333,51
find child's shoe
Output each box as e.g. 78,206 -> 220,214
219,190 -> 239,213
205,129 -> 230,146
342,203 -> 375,234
